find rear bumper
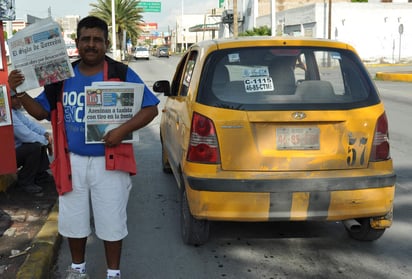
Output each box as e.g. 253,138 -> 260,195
184,173 -> 396,222
187,173 -> 395,193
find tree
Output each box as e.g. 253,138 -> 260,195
239,26 -> 271,37
89,0 -> 144,52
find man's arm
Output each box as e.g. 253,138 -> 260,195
12,110 -> 49,146
8,70 -> 49,120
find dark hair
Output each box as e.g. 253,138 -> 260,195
77,16 -> 108,40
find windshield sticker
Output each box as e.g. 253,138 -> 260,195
244,77 -> 274,93
242,66 -> 269,77
228,53 -> 240,63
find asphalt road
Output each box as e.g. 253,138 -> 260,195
51,57 -> 412,279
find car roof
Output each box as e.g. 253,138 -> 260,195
193,36 -> 356,53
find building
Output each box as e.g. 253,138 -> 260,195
265,1 -> 412,62
55,15 -> 80,44
176,0 -> 412,62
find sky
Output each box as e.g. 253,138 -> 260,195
14,0 -> 220,32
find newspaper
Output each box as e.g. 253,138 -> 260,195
7,17 -> 74,93
0,0 -> 16,21
85,82 -> 144,144
0,85 -> 12,126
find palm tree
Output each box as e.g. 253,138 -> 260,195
89,0 -> 144,53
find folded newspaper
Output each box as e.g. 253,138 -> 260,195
85,81 -> 144,144
7,17 -> 74,93
0,85 -> 12,127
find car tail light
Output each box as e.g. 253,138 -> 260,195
370,113 -> 390,161
187,113 -> 220,163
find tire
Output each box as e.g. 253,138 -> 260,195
345,218 -> 385,241
181,190 -> 210,246
161,141 -> 172,174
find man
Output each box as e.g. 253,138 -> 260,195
10,90 -> 53,194
8,16 -> 159,279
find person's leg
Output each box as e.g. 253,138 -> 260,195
89,156 -> 131,276
35,146 -> 54,185
103,240 -> 122,269
59,153 -> 92,276
68,237 -> 88,264
15,143 -> 42,192
39,145 -> 51,172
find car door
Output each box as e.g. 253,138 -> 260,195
162,50 -> 199,172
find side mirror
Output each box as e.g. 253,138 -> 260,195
153,80 -> 171,96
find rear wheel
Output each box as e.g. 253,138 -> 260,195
181,190 -> 210,246
345,218 -> 385,241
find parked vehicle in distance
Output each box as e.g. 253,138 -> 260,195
153,37 -> 396,246
156,46 -> 169,58
134,46 -> 150,60
66,44 -> 79,58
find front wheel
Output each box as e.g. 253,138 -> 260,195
181,190 -> 210,246
344,218 -> 385,241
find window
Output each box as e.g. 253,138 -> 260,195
180,51 -> 198,96
198,47 -> 379,110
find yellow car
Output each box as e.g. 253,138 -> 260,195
153,37 -> 396,245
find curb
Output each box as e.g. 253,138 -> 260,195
16,202 -> 61,279
375,72 -> 412,82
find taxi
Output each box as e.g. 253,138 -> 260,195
153,37 -> 396,245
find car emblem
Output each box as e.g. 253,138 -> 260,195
292,112 -> 306,120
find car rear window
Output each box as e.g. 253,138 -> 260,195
197,47 -> 380,110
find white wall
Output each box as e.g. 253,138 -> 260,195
258,2 -> 412,63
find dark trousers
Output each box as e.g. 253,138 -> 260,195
15,142 -> 50,187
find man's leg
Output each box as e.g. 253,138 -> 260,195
104,240 -> 122,269
35,146 -> 54,185
68,237 -> 88,264
15,143 -> 43,192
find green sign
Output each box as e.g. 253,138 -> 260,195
137,1 -> 161,13
219,0 -> 224,8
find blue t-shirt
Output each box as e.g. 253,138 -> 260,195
36,64 -> 160,156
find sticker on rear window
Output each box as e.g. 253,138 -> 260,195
244,77 -> 274,93
228,53 -> 240,63
242,67 -> 269,77
330,52 -> 341,60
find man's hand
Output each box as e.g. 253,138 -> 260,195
8,69 -> 25,92
102,127 -> 124,147
45,132 -> 53,156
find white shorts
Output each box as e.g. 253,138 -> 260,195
58,153 -> 132,241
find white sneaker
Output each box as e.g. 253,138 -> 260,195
65,267 -> 90,279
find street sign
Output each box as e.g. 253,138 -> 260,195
137,1 -> 161,13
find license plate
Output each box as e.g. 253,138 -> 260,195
276,127 -> 320,150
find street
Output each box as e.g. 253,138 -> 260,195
52,56 -> 412,279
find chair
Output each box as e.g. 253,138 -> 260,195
269,57 -> 297,95
295,80 -> 336,102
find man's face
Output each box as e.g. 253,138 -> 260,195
76,27 -> 109,66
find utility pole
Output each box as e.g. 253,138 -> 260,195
233,0 -> 238,37
111,0 -> 118,60
271,0 -> 276,36
328,0 -> 332,39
